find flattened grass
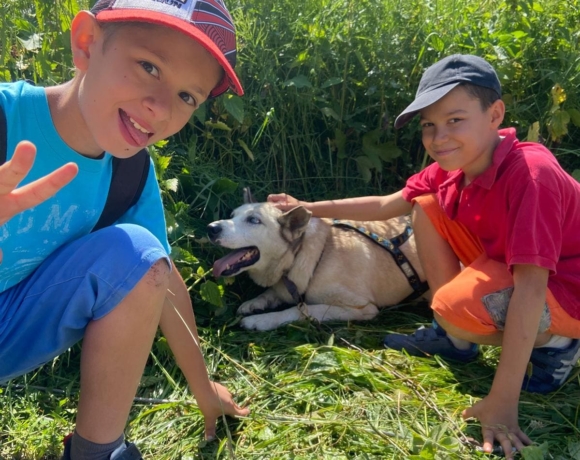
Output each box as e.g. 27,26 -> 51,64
2,305 -> 579,459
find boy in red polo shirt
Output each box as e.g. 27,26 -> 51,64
268,54 -> 580,457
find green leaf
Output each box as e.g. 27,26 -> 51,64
173,247 -> 199,265
355,156 -> 373,183
155,155 -> 171,176
548,109 -> 570,141
362,130 -> 402,163
320,107 -> 341,121
192,101 -> 207,123
527,121 -> 541,142
572,170 -> 580,183
521,443 -> 549,460
568,440 -> 580,459
282,75 -> 312,88
223,94 -> 244,124
205,120 -> 231,131
321,77 -> 343,89
427,34 -> 445,52
238,139 -> 254,161
568,108 -> 580,127
199,281 -> 224,308
211,177 -> 238,196
334,129 -> 347,159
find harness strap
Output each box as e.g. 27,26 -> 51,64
282,275 -> 303,305
332,219 -> 429,298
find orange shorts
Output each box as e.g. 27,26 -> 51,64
413,194 -> 580,338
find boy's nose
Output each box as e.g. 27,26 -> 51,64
143,91 -> 172,121
432,126 -> 449,144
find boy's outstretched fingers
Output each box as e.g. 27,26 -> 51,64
462,399 -> 532,460
0,141 -> 78,225
203,381 -> 250,440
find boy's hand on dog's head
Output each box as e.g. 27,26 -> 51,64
267,193 -> 304,211
0,141 -> 78,228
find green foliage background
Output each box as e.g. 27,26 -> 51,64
1,1 -> 580,458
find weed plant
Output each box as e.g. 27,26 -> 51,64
1,0 -> 580,458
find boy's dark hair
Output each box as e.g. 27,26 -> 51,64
458,82 -> 501,111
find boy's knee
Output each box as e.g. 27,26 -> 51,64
143,258 -> 171,289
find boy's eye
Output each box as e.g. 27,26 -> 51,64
449,118 -> 463,124
179,92 -> 197,107
140,61 -> 159,78
420,122 -> 433,129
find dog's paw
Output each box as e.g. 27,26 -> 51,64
237,298 -> 269,316
240,314 -> 282,331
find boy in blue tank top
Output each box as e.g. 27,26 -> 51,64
0,1 -> 249,458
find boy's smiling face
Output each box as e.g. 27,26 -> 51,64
71,14 -> 222,158
419,86 -> 504,182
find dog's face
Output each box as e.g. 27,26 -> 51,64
208,201 -> 311,278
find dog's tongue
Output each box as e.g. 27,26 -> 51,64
212,249 -> 250,277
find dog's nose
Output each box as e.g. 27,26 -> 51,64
207,223 -> 222,238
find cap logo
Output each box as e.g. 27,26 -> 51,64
111,0 -> 197,20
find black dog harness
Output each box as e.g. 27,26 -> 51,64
332,219 -> 429,299
282,218 -> 429,307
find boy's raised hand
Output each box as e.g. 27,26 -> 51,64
0,141 -> 78,226
0,141 -> 78,263
199,381 -> 250,440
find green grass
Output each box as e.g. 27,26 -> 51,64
3,304 -> 580,459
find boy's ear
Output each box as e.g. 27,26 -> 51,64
489,98 -> 506,128
70,11 -> 102,71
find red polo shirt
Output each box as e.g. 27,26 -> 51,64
403,128 -> 580,320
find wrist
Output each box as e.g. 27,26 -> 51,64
487,386 -> 520,407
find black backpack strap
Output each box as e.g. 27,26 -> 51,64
0,103 -> 6,165
92,149 -> 151,232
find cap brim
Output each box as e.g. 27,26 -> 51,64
394,82 -> 459,129
96,9 -> 243,97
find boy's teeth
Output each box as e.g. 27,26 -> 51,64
129,117 -> 151,134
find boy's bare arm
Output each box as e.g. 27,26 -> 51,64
267,189 -> 412,221
463,264 -> 549,458
159,263 -> 249,439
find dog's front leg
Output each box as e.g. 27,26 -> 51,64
237,288 -> 284,316
240,303 -> 379,331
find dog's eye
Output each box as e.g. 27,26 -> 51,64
247,216 -> 262,225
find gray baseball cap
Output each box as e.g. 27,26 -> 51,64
394,54 -> 501,129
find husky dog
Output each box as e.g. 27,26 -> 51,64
207,189 -> 427,331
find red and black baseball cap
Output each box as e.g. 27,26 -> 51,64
90,0 -> 243,98
394,54 -> 501,129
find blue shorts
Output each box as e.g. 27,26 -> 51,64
0,224 -> 169,383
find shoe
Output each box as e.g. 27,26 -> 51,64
61,433 -> 143,460
383,320 -> 479,362
522,339 -> 580,394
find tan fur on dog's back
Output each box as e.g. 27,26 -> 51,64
307,218 -> 421,309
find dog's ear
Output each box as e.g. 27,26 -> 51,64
243,187 -> 257,204
278,206 -> 312,241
